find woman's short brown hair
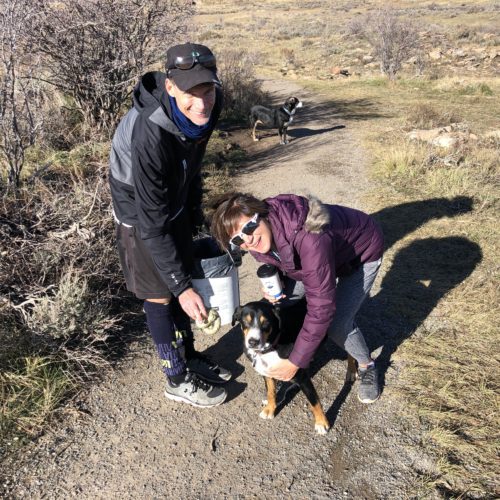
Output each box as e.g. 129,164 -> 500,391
209,192 -> 269,250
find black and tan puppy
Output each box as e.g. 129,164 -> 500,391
232,300 -> 331,434
249,96 -> 303,145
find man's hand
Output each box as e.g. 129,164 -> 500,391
178,288 -> 207,323
265,358 -> 298,381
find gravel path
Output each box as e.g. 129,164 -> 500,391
2,79 -> 438,499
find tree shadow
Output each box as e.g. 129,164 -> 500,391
252,125 -> 346,141
230,95 -> 386,176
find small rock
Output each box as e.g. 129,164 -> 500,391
429,49 -> 442,60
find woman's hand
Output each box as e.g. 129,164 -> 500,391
261,288 -> 286,304
265,358 -> 298,381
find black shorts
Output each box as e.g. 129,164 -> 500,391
115,223 -> 172,300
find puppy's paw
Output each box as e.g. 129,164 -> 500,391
259,406 -> 276,419
315,423 -> 330,435
253,138 -> 260,142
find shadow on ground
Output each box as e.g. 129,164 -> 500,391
361,196 -> 481,390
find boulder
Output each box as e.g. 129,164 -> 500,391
408,129 -> 442,142
432,134 -> 459,148
408,124 -> 476,149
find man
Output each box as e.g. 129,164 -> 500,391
109,43 -> 231,408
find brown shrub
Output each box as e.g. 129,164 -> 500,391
217,49 -> 266,123
347,9 -> 422,80
405,103 -> 462,130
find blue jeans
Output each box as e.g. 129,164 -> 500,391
280,258 -> 382,365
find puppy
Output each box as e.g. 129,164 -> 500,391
232,300 -> 330,434
249,97 -> 303,145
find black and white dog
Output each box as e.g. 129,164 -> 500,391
232,300 -> 334,434
249,97 -> 303,145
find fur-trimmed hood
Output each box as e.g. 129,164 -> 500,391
304,195 -> 330,234
264,193 -> 331,238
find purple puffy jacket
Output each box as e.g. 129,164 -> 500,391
249,194 -> 384,369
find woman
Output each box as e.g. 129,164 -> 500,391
210,192 -> 384,403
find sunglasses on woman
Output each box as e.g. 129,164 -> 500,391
229,213 -> 260,247
168,53 -> 217,71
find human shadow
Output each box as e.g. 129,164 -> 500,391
371,196 -> 473,253
359,236 -> 482,390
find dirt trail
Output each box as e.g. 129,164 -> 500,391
5,79 -> 436,499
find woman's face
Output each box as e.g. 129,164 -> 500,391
230,214 -> 273,254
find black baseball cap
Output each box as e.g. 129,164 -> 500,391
165,42 -> 221,91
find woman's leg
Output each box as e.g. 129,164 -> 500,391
326,259 -> 382,363
327,258 -> 383,403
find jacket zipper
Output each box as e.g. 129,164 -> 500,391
182,159 -> 187,186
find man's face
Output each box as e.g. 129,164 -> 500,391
166,80 -> 216,126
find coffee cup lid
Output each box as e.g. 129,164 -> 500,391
257,264 -> 278,278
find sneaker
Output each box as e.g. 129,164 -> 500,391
165,373 -> 227,408
186,353 -> 232,384
357,363 -> 380,404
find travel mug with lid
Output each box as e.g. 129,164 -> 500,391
257,264 -> 283,299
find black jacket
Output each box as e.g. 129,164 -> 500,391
109,71 -> 222,296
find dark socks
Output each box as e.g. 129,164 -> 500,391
168,372 -> 187,386
143,300 -> 186,378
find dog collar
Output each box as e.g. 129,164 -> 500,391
281,106 -> 295,116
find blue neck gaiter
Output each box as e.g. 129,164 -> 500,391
168,95 -> 213,141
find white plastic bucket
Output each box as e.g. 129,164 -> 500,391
191,237 -> 240,326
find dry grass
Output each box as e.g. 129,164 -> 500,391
364,98 -> 499,497
1,0 -> 498,495
0,142 -> 123,448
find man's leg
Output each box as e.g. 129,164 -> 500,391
143,299 -> 187,380
115,223 -> 226,407
327,259 -> 383,403
169,298 -> 232,384
143,298 -> 227,407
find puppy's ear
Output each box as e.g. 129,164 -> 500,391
232,306 -> 243,326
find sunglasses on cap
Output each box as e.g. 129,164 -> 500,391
229,213 -> 260,247
168,52 -> 217,71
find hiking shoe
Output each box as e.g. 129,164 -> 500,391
186,353 -> 232,384
357,363 -> 380,404
165,373 -> 227,408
